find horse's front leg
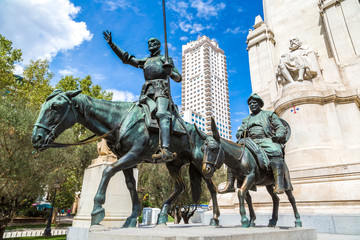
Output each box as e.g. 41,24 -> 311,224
122,168 -> 142,228
156,163 -> 185,226
203,178 -> 220,226
245,191 -> 256,227
266,185 -> 279,227
237,173 -> 255,228
286,190 -> 302,227
91,150 -> 141,226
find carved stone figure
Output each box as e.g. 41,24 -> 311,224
103,31 -> 181,162
276,36 -> 317,84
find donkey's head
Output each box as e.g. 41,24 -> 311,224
31,89 -> 82,151
195,118 -> 225,179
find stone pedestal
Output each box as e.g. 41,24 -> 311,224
88,224 -> 317,240
71,140 -> 138,229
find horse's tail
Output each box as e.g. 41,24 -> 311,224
189,163 -> 202,204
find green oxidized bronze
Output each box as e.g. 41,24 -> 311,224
199,93 -> 302,228
103,30 -> 181,162
31,89 -> 221,227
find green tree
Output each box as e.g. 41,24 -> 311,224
56,75 -> 112,100
0,95 -> 77,236
0,34 -> 112,237
0,34 -> 22,95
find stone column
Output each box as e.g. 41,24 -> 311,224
246,15 -> 277,108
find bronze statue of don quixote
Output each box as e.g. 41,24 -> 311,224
31,0 -> 301,229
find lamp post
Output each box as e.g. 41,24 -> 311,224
43,182 -> 60,236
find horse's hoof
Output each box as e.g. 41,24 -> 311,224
89,224 -> 109,232
91,208 -> 105,225
209,218 -> 220,226
122,217 -> 137,228
295,220 -> 302,227
241,219 -> 250,228
267,219 -> 277,227
156,213 -> 168,225
250,221 -> 256,227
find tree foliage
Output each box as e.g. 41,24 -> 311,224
0,34 -> 22,95
0,34 -> 112,237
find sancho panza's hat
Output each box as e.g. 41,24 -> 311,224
247,93 -> 264,108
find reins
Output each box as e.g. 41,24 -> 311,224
36,96 -> 139,149
238,130 -> 247,161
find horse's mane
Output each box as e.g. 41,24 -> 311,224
73,94 -> 135,118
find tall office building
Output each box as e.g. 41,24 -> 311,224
180,36 -> 231,139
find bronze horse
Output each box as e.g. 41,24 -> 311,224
31,89 -> 220,227
198,118 -> 302,228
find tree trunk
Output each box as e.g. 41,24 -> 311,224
0,217 -> 10,240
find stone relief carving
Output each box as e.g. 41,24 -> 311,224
97,139 -> 115,156
276,36 -> 318,85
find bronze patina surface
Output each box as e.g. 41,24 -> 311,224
32,90 -> 220,228
199,94 -> 302,228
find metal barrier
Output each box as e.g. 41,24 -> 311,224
4,228 -> 67,238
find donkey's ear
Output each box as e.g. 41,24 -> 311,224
211,117 -> 220,142
195,123 -> 207,140
65,90 -> 82,99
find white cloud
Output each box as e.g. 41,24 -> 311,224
238,8 -> 244,13
13,64 -> 24,75
190,0 -> 226,19
58,67 -> 80,76
234,111 -> 249,117
107,89 -> 138,102
167,1 -> 193,21
167,43 -> 176,51
0,0 -> 92,64
224,27 -> 247,34
180,36 -> 189,41
179,22 -> 212,34
92,73 -> 106,82
101,0 -> 140,13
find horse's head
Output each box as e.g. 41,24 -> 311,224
31,89 -> 82,151
196,118 -> 225,179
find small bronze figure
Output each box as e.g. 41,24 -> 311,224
199,94 -> 301,228
220,93 -> 287,194
103,31 -> 181,162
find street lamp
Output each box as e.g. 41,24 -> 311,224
43,182 -> 60,236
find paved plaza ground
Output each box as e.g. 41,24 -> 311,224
4,217 -> 360,239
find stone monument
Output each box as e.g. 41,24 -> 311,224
67,139 -> 138,239
212,0 -> 360,235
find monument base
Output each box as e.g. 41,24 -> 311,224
202,210 -> 360,235
88,224 -> 317,240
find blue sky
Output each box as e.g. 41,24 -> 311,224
0,0 -> 263,140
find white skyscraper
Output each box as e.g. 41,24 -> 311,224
180,36 -> 231,140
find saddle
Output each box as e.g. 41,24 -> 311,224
138,96 -> 187,135
237,138 -> 270,171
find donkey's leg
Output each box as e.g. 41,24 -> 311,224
156,163 -> 185,226
203,178 -> 220,226
266,185 -> 280,227
245,192 -> 256,227
286,190 -> 302,227
237,173 -> 255,228
91,149 -> 141,225
122,168 -> 141,228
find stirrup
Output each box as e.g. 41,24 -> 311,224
151,148 -> 176,163
273,185 -> 285,194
